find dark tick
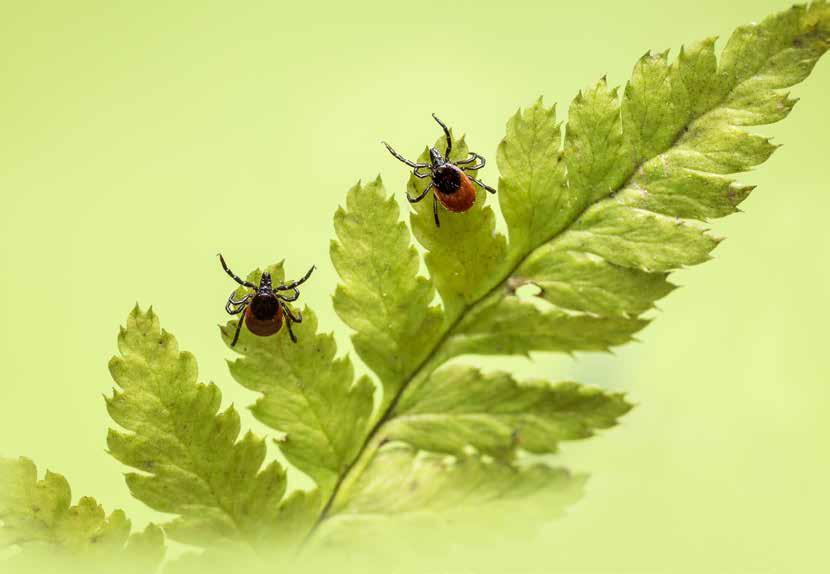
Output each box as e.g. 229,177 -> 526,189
219,254 -> 315,346
382,114 -> 497,227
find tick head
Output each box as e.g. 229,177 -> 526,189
259,271 -> 272,291
429,147 -> 444,166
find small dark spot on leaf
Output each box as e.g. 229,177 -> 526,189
511,429 -> 523,446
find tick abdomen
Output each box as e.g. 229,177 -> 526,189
245,302 -> 283,336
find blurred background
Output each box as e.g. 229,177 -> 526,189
1,0 -> 827,572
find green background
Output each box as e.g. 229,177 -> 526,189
1,0 -> 827,572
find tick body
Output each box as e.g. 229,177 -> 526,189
245,293 -> 284,336
382,114 -> 496,227
219,254 -> 315,346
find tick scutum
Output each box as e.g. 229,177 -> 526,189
250,292 -> 279,321
433,164 -> 462,195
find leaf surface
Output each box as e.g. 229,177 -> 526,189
107,306 -> 299,553
388,365 -> 631,458
332,179 -> 444,409
0,457 -> 164,573
222,263 -> 374,498
319,1 -> 829,541
330,443 -> 584,520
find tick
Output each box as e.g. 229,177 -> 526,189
219,254 -> 315,346
382,114 -> 496,227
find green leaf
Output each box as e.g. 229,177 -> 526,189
446,293 -> 649,358
563,79 -> 635,208
0,457 -> 164,572
166,490 -> 322,574
497,98 -> 570,258
622,51 -> 691,163
552,202 -> 721,272
312,447 -> 585,570
507,1 -> 829,320
222,263 -> 374,498
328,443 -> 584,521
518,246 -> 676,317
331,178 -> 444,408
106,306 -> 296,553
387,365 -> 632,458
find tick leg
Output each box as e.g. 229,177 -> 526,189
282,303 -> 300,343
469,176 -> 497,194
383,142 -> 429,170
278,288 -> 300,302
413,165 -> 431,179
225,292 -> 252,314
219,254 -> 257,289
459,154 -> 486,171
282,303 -> 302,323
407,181 -> 433,204
230,312 -> 246,347
277,265 -> 315,291
432,114 -> 452,158
433,192 -> 441,227
456,152 -> 484,168
285,319 -> 297,343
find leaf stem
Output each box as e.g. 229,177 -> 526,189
303,253 -> 542,545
